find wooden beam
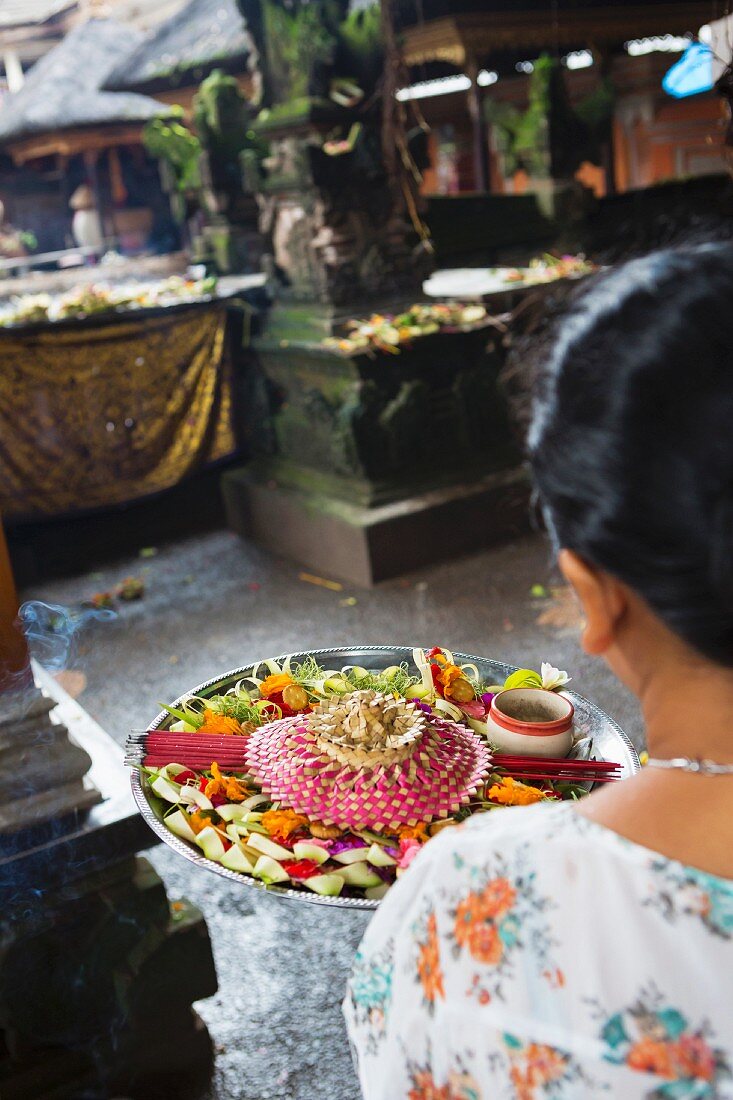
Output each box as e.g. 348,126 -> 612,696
403,4 -> 714,67
0,516 -> 31,693
466,55 -> 490,192
8,124 -> 149,165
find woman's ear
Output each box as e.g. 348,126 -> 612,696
558,550 -> 628,656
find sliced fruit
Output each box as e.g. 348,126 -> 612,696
179,785 -> 213,811
292,841 -> 330,865
323,677 -> 350,694
408,684 -> 432,699
163,763 -> 193,781
226,818 -> 268,837
150,775 -> 183,803
221,842 -> 256,873
164,809 -> 197,843
195,825 -> 226,862
366,843 -> 397,867
302,874 -> 345,897
216,803 -> 250,822
336,862 -> 383,888
282,683 -> 309,710
332,846 -> 371,865
247,833 -> 293,861
252,855 -> 290,884
365,884 -> 390,901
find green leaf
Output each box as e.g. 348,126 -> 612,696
503,669 -> 543,690
158,702 -> 204,729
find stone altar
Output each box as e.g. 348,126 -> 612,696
224,0 -> 528,583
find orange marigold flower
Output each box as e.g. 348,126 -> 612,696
417,912 -> 445,1005
188,811 -> 211,835
437,662 -> 463,693
398,822 -> 430,842
204,762 -> 252,802
488,776 -> 546,806
261,808 -> 309,838
627,1039 -> 675,1078
259,672 -> 294,698
197,709 -> 243,736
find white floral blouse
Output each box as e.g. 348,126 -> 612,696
344,802 -> 733,1100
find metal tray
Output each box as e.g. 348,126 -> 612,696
131,646 -> 640,910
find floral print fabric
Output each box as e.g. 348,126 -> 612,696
344,803 -> 733,1099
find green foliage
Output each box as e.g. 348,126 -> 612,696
486,55 -> 615,181
240,1 -> 380,107
514,55 -> 553,177
193,69 -> 266,162
337,3 -> 383,92
260,0 -> 345,102
576,77 -> 615,132
206,693 -> 268,726
143,109 -> 202,192
344,663 -> 420,697
485,58 -> 554,178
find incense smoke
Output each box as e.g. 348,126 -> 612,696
18,599 -> 116,672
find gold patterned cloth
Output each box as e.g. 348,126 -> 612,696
0,301 -> 236,520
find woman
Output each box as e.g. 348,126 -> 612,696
345,245 -> 733,1099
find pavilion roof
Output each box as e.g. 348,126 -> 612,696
0,1 -> 75,30
0,19 -> 167,148
103,0 -> 252,95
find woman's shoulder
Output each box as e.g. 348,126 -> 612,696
407,800 -> 733,947
425,800 -> 594,866
374,802 -> 599,935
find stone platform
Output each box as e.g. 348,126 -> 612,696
224,464 -> 529,586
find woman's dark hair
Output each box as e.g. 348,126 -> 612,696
529,243 -> 733,667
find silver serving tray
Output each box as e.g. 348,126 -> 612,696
132,646 -> 640,911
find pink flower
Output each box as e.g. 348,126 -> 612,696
459,701 -> 487,720
398,837 -> 422,870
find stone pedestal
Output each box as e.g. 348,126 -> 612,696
0,669 -> 217,1099
223,320 -> 529,584
224,8 -> 526,581
0,685 -> 100,837
224,463 -> 528,586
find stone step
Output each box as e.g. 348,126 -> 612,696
0,737 -> 94,804
0,780 -> 100,837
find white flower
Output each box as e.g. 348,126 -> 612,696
541,662 -> 571,691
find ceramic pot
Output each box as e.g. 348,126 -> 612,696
72,209 -> 103,250
487,688 -> 574,757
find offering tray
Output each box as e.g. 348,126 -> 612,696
131,646 -> 640,910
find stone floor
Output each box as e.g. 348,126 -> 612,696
21,529 -> 643,1100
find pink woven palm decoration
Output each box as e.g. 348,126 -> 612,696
244,690 -> 492,830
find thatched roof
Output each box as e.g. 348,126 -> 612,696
0,20 -> 167,147
104,0 -> 252,95
0,0 -> 75,29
